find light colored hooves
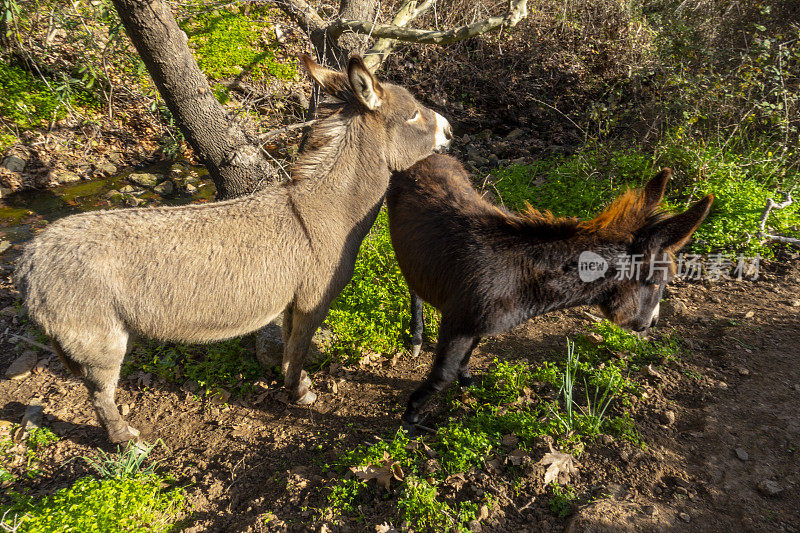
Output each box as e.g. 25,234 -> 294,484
411,344 -> 422,357
295,389 -> 317,405
109,423 -> 140,444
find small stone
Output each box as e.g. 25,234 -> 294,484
0,240 -> 9,254
154,180 -> 175,196
468,520 -> 482,532
21,398 -> 44,431
5,350 -> 37,380
128,172 -> 161,188
95,161 -> 117,176
119,185 -> 136,194
744,310 -> 755,319
505,128 -> 524,140
106,151 -> 124,165
0,305 -> 18,317
120,404 -> 130,416
642,505 -> 658,517
52,170 -> 81,184
737,367 -> 750,376
660,410 -> 676,425
679,512 -> 690,523
717,380 -> 728,390
757,480 -> 783,497
790,300 -> 800,307
488,154 -> 499,167
734,447 -> 749,461
1,155 -> 26,173
123,194 -> 142,207
184,183 -> 198,195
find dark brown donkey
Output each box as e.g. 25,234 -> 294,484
14,56 -> 452,443
387,154 -> 712,426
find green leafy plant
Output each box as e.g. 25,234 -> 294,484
82,440 -> 161,480
548,483 -> 577,518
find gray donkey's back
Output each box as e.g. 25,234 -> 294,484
15,55 -> 452,443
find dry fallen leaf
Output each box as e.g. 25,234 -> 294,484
350,451 -> 404,490
539,449 -> 579,485
507,448 -> 528,466
375,523 -> 398,533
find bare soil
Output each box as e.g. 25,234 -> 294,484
0,249 -> 798,532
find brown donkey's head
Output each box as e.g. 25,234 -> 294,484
581,169 -> 713,333
300,55 -> 452,172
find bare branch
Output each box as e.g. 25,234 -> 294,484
257,119 -> 317,141
272,0 -> 327,34
332,0 -> 528,46
758,193 -> 800,246
363,0 -> 436,70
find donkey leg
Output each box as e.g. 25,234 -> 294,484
410,290 -> 424,357
457,337 -> 481,388
83,362 -> 138,443
403,324 -> 477,425
282,307 -> 325,405
281,302 -> 295,346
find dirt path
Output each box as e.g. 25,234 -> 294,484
0,255 -> 798,532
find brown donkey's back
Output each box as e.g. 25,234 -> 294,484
387,154 -> 712,426
15,56 -> 452,443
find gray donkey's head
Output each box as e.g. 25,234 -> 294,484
301,55 -> 452,173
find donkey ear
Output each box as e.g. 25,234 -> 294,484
651,194 -> 714,252
347,55 -> 383,111
643,168 -> 671,211
301,55 -> 349,97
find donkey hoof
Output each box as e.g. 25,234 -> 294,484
294,389 -> 317,406
458,374 -> 474,388
401,420 -> 418,436
109,424 -> 140,444
411,343 -> 422,357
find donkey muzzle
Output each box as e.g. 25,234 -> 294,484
433,112 -> 453,153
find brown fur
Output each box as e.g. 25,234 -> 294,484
14,56 -> 452,443
387,155 -> 712,425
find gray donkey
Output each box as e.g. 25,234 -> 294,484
14,55 -> 452,443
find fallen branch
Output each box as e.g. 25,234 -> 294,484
331,0 -> 528,46
758,193 -> 800,246
257,119 -> 317,142
9,334 -> 56,354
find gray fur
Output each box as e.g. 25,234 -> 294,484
14,56 -> 452,443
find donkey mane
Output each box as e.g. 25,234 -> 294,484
290,98 -> 352,182
510,187 -> 669,240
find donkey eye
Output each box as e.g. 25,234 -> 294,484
406,110 -> 423,124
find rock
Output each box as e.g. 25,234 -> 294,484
52,170 -> 81,184
5,350 -> 37,380
467,149 -> 488,166
757,480 -> 783,497
120,404 -> 130,416
128,172 -> 161,188
0,187 -> 12,198
184,183 -> 198,195
154,180 -> 175,196
106,151 -> 124,165
468,520 -> 482,532
0,305 -> 17,317
790,299 -> 800,307
642,505 -> 658,517
95,161 -> 118,176
0,240 -> 10,254
124,194 -> 142,207
119,184 -> 137,194
734,447 -> 749,461
679,512 -> 690,523
744,310 -> 755,319
660,410 -> 676,425
737,367 -> 750,376
1,155 -> 26,173
488,154 -> 500,167
505,128 -> 525,140
21,398 -> 44,431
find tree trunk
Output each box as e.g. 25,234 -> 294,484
310,0 -> 377,67
111,0 -> 277,199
